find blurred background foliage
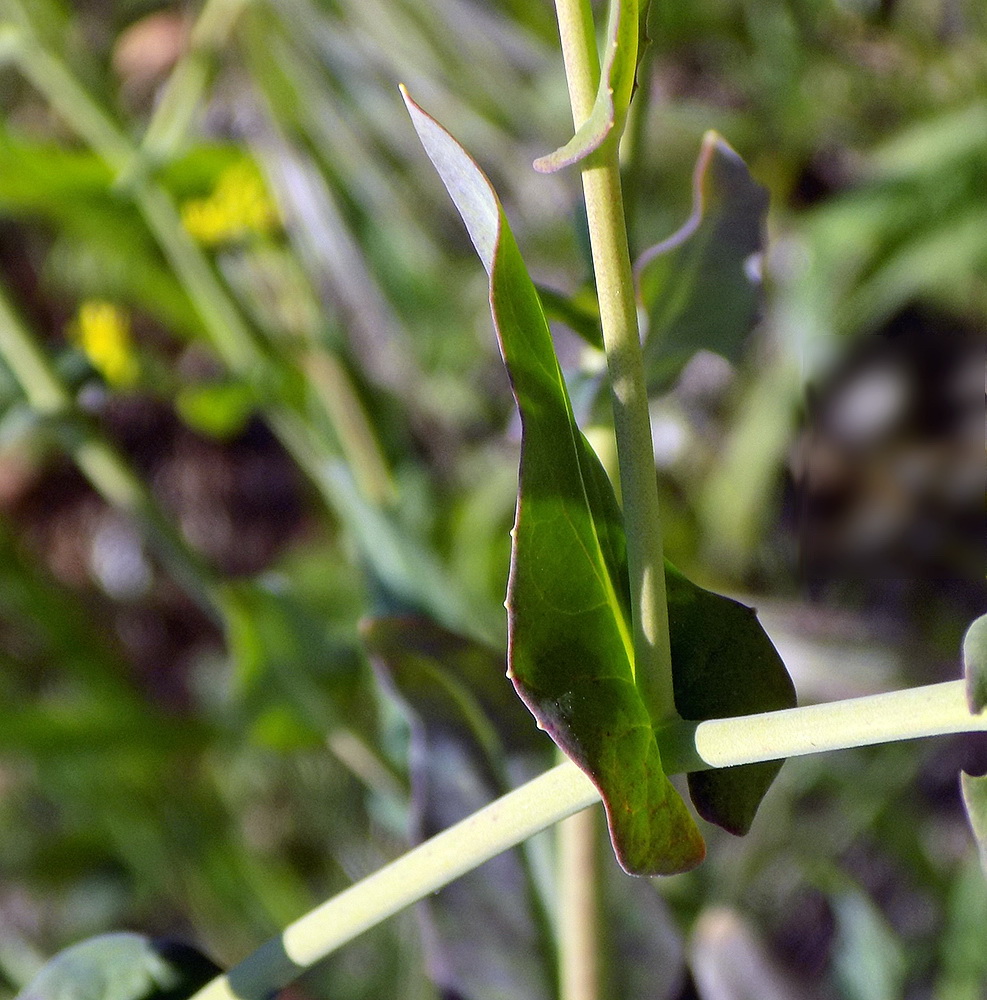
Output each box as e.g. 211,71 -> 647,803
0,0 -> 984,997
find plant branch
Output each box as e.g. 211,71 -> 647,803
552,0 -> 675,725
189,679 -> 985,1000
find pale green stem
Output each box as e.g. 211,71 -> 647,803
557,807 -> 601,1000
552,0 -> 675,725
190,680 -> 985,1000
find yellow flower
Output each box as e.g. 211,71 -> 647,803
181,161 -> 280,246
72,301 -> 139,387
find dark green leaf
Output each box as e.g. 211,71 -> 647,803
963,612 -> 987,713
536,284 -> 603,351
404,87 -> 705,876
665,564 -> 797,835
363,614 -> 555,1000
635,131 -> 769,393
16,934 -> 221,1000
533,0 -> 640,173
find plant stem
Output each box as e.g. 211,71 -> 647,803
659,678 -> 987,774
190,679 -> 985,1000
552,0 -> 675,725
557,807 -> 601,1000
190,762 -> 602,1000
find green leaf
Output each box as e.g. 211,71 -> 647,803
175,379 -> 257,439
635,131 -> 769,392
363,615 -> 555,1000
961,772 -> 987,877
533,0 -> 640,173
220,579 -> 364,750
665,564 -> 796,835
536,284 -> 603,351
15,934 -> 221,1000
403,87 -> 705,876
963,612 -> 987,713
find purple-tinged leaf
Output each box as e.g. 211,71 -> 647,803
635,131 -> 769,392
403,87 -> 705,876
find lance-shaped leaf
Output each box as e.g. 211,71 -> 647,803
533,0 -> 640,173
16,934 -> 221,1000
635,131 -> 769,393
403,87 -> 705,876
363,615 -> 555,1000
963,612 -> 987,713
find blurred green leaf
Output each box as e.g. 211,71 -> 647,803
832,892 -> 907,1000
403,87 -> 705,876
961,772 -> 987,878
963,613 -> 987,714
15,934 -> 220,1000
174,380 -> 257,440
220,578 -> 363,750
635,131 -> 768,393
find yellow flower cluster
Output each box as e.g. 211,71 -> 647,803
72,300 -> 139,388
181,161 -> 280,246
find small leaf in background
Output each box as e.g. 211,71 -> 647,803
536,284 -> 603,351
666,564 -> 797,835
175,379 -> 257,439
961,772 -> 987,877
635,131 -> 769,393
962,612 -> 987,713
364,614 -> 555,1000
220,578 -> 362,750
533,0 -> 640,173
15,933 -> 221,1000
404,87 -> 705,876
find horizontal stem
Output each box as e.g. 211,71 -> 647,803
659,678 -> 983,773
191,679 -> 984,1000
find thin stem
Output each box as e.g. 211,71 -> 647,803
557,807 -> 601,1000
190,762 -> 601,1000
552,0 -> 675,725
189,680 -> 985,1000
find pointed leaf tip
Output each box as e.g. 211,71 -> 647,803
401,86 -> 499,273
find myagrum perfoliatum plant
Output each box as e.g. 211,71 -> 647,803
13,0 -> 987,997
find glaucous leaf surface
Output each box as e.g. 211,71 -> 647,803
403,87 -> 705,876
635,131 -> 769,393
15,934 -> 220,1000
363,614 -> 555,1000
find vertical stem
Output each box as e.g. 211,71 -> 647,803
552,0 -> 675,725
557,807 -> 601,1000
